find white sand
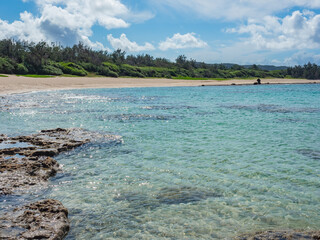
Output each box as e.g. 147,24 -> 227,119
0,75 -> 317,95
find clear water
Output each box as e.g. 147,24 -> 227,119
1,84 -> 320,239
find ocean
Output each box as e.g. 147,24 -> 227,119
1,84 -> 320,239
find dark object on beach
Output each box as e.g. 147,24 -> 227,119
231,83 -> 236,85
0,199 -> 70,240
236,230 -> 320,240
254,79 -> 261,85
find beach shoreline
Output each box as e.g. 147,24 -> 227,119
0,75 -> 318,95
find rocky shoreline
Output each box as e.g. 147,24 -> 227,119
1,128 -> 319,239
0,128 -> 122,239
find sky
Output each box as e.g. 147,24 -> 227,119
1,0 -> 320,66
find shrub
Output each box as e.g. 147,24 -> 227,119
80,62 -> 100,72
97,66 -> 119,77
103,62 -> 120,73
59,62 -> 88,76
120,64 -> 145,78
138,66 -> 177,78
15,63 -> 29,74
40,65 -> 63,75
0,57 -> 15,74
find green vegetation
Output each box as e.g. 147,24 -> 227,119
0,57 -> 15,74
59,62 -> 87,76
0,74 -> 8,77
0,39 -> 319,79
172,77 -> 229,80
16,74 -> 55,78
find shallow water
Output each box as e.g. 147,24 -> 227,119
1,84 -> 320,239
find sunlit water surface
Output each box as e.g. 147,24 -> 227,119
1,84 -> 319,239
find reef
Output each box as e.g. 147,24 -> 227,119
0,128 -> 122,239
236,230 -> 320,240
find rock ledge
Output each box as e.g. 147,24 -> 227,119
0,199 -> 69,240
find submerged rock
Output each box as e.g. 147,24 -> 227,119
222,104 -> 320,114
236,230 -> 320,240
114,186 -> 221,212
297,149 -> 320,160
0,199 -> 69,240
156,186 -> 221,205
101,113 -> 174,121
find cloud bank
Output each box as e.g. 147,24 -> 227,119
154,0 -> 320,20
0,0 -> 152,49
228,11 -> 320,50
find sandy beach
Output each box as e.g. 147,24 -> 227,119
0,75 -> 317,95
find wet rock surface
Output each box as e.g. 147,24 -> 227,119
0,128 -> 122,195
236,230 -> 320,240
0,128 -> 122,239
0,199 -> 69,240
0,156 -> 59,195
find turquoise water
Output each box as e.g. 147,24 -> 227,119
1,84 -> 320,239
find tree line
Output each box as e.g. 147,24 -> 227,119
0,39 -> 319,79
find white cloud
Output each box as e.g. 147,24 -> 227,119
152,0 -> 320,20
0,0 -> 153,49
284,51 -> 320,66
228,11 -> 320,50
159,33 -> 207,51
107,34 -> 155,52
0,12 -> 45,43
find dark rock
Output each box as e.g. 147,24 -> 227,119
31,149 -> 59,157
0,199 -> 70,240
236,230 -> 320,240
41,128 -> 68,133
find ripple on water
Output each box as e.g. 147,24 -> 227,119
98,113 -> 175,122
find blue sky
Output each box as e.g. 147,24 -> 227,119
1,0 -> 320,66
